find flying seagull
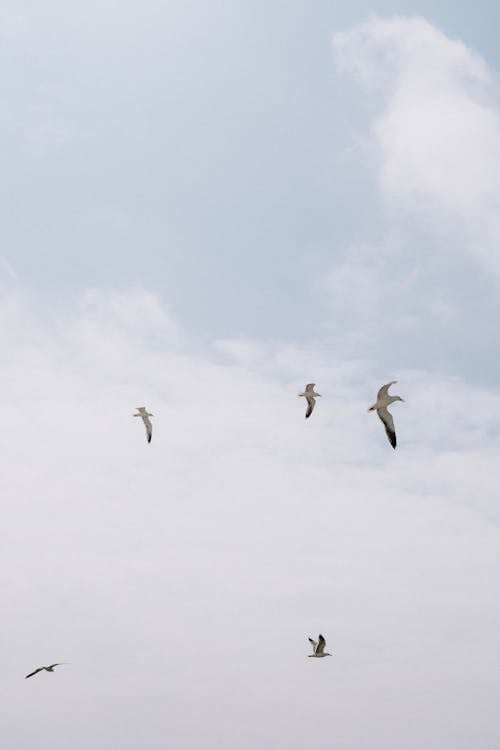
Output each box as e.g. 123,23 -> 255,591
308,634 -> 331,658
368,381 -> 404,449
298,383 -> 321,419
134,407 -> 153,443
25,663 -> 69,679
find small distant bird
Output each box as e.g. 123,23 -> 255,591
134,407 -> 153,443
308,634 -> 331,658
368,381 -> 404,449
25,663 -> 69,679
298,383 -> 321,418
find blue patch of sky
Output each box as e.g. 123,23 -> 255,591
1,0 -> 499,358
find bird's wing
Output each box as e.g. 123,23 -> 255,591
308,638 -> 318,653
377,407 -> 396,449
305,383 -> 315,392
376,381 -> 397,401
48,663 -> 62,669
305,395 -> 316,419
143,415 -> 152,443
25,667 -> 43,679
316,634 -> 326,654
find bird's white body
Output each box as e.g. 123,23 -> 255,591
369,394 -> 401,410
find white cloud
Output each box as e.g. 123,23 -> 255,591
0,4 -> 26,42
78,287 -> 178,341
326,16 -> 500,386
333,16 -> 500,276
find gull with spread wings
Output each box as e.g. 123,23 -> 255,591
368,381 -> 404,449
25,663 -> 69,679
134,407 -> 153,443
298,383 -> 321,419
308,634 -> 332,658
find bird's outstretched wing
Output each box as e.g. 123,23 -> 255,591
376,381 -> 397,401
135,408 -> 152,442
25,667 -> 44,679
305,396 -> 316,419
377,407 -> 396,449
308,637 -> 318,653
143,416 -> 152,443
316,634 -> 326,654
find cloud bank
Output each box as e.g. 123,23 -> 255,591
1,284 -> 499,750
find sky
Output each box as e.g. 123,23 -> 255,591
1,2 -> 500,749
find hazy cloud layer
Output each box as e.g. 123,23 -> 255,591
1,287 -> 499,750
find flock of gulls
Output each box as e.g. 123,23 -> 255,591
25,380 -> 404,680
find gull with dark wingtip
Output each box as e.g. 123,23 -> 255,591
308,634 -> 331,658
134,406 -> 153,443
25,663 -> 69,679
368,381 -> 405,449
298,383 -> 321,419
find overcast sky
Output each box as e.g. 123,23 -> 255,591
2,2 -> 500,749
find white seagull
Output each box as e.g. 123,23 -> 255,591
368,381 -> 404,449
298,383 -> 321,419
308,634 -> 331,658
25,663 -> 69,679
134,406 -> 153,443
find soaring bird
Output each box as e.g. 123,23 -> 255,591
368,381 -> 404,449
134,407 -> 153,443
298,383 -> 321,419
308,634 -> 331,658
25,663 -> 69,679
